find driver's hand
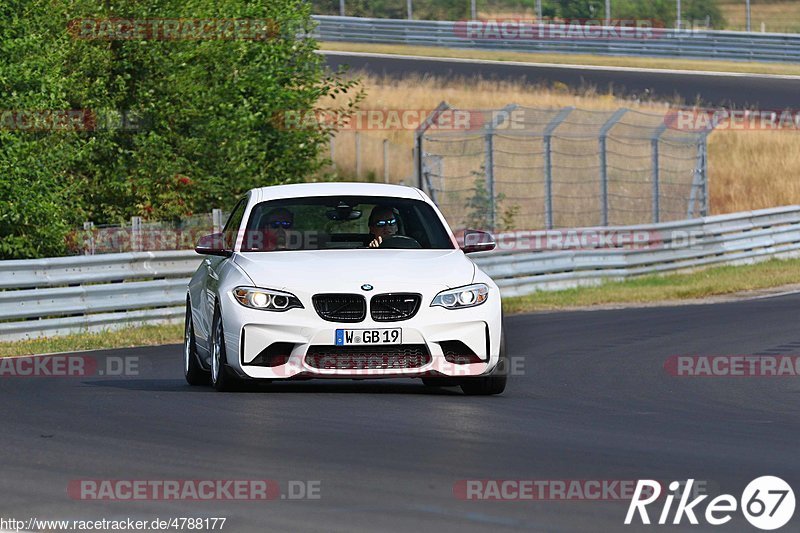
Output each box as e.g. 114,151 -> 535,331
368,236 -> 382,248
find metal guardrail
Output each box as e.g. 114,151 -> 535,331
313,16 -> 800,63
2,206 -> 800,340
0,251 -> 199,341
479,206 -> 800,296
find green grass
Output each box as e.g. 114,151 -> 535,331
321,41 -> 800,77
0,323 -> 183,357
503,257 -> 800,314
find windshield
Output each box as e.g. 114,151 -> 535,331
240,195 -> 455,252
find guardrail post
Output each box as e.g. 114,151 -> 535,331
329,134 -> 336,169
543,107 -> 574,230
131,216 -> 142,252
598,108 -> 628,226
212,209 -> 223,234
651,123 -> 668,223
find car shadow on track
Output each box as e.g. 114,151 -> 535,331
82,379 -> 468,395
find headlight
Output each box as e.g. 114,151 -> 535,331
232,287 -> 303,311
431,283 -> 489,309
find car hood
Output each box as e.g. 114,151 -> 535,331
234,249 -> 475,293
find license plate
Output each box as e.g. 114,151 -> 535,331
335,328 -> 402,345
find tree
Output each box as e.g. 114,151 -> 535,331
0,0 -> 362,258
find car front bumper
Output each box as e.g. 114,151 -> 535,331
222,293 -> 503,380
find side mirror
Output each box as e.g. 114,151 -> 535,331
461,230 -> 496,254
195,232 -> 232,257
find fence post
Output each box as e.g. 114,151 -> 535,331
383,138 -> 389,183
701,133 -> 709,216
598,108 -> 628,226
329,134 -> 336,170
131,216 -> 142,252
414,101 -> 451,195
83,221 -> 95,255
651,123 -> 667,223
688,129 -> 713,218
484,104 -> 518,233
355,131 -> 361,179
543,107 -> 574,230
485,126 -> 495,232
212,209 -> 223,234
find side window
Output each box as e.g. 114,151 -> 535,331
223,198 -> 247,250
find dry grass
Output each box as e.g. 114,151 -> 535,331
326,74 -> 800,216
708,129 -> 800,213
718,0 -> 800,33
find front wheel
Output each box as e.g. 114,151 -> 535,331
210,309 -> 240,392
184,304 -> 209,386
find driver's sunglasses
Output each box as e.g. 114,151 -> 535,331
374,218 -> 397,227
269,220 -> 292,229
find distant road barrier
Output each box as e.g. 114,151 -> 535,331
312,15 -> 800,63
2,206 -> 800,340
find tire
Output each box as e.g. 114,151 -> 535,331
210,308 -> 240,392
184,303 -> 210,386
460,332 -> 508,396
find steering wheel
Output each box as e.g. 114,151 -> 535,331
378,235 -> 422,249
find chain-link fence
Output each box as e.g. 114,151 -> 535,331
417,103 -> 711,231
328,131 -> 415,185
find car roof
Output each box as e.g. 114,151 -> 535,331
252,182 -> 426,202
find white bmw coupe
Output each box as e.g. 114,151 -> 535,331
185,182 -> 507,395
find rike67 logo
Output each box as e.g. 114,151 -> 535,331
625,477 -> 795,530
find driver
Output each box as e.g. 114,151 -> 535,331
262,207 -> 294,250
366,206 -> 398,248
